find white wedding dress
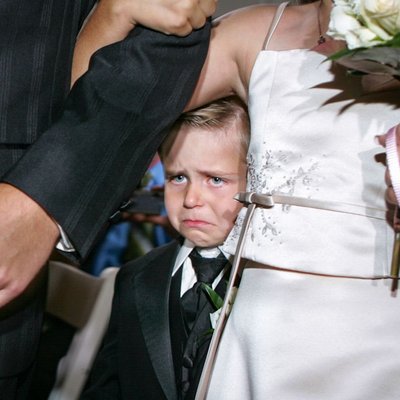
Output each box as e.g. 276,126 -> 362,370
207,4 -> 400,400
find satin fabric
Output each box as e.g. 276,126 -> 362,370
211,14 -> 400,400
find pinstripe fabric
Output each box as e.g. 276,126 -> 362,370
0,145 -> 27,176
0,0 -> 94,394
0,0 -> 95,144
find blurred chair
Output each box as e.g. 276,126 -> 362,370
46,261 -> 118,400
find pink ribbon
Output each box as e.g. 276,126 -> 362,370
385,126 -> 400,285
386,126 -> 400,206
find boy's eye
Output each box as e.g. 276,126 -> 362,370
171,175 -> 186,184
210,177 -> 224,186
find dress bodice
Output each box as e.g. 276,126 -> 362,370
223,48 -> 400,277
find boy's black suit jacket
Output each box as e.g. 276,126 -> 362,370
82,239 -> 182,399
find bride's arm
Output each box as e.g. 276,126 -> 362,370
71,0 -> 217,85
185,5 -> 278,110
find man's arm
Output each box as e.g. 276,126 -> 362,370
0,5 -> 211,307
71,0 -> 216,85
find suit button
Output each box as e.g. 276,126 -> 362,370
183,355 -> 194,368
182,380 -> 190,393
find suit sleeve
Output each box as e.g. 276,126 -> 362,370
2,22 -> 210,260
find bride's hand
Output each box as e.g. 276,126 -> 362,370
378,124 -> 400,231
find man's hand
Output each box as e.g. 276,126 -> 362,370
72,0 -> 216,86
100,0 -> 217,36
0,184 -> 59,307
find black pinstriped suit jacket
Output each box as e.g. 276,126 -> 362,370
0,0 -> 210,381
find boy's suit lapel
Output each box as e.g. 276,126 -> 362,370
132,240 -> 180,400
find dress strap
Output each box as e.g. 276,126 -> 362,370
234,192 -> 386,220
262,1 -> 290,50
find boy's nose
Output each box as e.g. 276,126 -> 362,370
183,183 -> 203,208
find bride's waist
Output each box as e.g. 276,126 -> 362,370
223,202 -> 394,278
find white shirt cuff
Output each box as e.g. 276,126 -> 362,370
55,223 -> 76,253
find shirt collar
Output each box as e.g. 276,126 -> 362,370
172,239 -> 195,276
172,238 -> 230,276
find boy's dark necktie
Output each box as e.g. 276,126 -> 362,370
180,249 -> 229,399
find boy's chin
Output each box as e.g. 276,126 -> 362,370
186,234 -> 224,249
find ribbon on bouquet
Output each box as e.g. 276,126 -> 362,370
385,126 -> 400,284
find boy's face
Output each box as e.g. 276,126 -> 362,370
164,125 -> 247,248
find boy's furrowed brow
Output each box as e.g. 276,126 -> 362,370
198,168 -> 239,177
164,167 -> 185,176
164,166 -> 240,178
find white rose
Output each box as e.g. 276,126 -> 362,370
328,4 -> 379,48
335,0 -> 361,14
360,0 -> 400,39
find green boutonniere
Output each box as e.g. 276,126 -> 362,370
201,283 -> 238,330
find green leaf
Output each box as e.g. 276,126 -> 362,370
201,283 -> 224,310
202,328 -> 214,337
351,47 -> 400,67
328,46 -> 400,76
385,32 -> 400,47
328,47 -> 359,61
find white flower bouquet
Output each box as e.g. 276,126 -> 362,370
327,0 -> 400,76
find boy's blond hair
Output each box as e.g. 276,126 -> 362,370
159,96 -> 250,162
